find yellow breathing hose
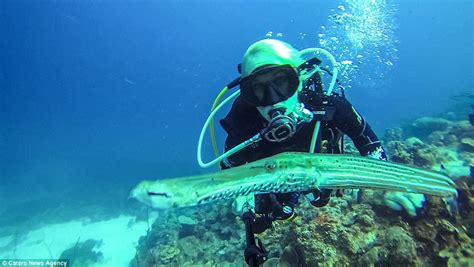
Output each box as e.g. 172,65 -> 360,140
209,86 -> 229,157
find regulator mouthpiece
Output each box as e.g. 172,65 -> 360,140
261,104 -> 314,143
262,112 -> 297,142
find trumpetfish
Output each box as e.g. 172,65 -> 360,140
130,152 -> 457,209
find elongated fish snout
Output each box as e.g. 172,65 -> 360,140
130,181 -> 175,209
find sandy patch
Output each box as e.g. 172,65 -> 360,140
0,215 -> 153,267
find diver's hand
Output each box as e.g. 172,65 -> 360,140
383,191 -> 425,217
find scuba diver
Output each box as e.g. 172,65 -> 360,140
197,39 -> 426,266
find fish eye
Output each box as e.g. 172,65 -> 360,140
265,161 -> 276,171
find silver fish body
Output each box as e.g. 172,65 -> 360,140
130,152 -> 457,209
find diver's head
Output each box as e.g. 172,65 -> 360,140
239,40 -> 313,142
130,180 -> 178,209
241,39 -> 304,78
240,39 -> 306,121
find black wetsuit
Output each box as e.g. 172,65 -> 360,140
219,84 -> 386,227
220,89 -> 384,165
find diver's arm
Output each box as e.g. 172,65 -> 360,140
332,95 -> 387,159
219,97 -> 267,169
332,95 -> 425,216
220,135 -> 265,169
220,136 -> 248,169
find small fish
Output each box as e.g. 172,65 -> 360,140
124,78 -> 135,85
450,92 -> 474,101
445,197 -> 459,216
64,15 -> 78,23
130,152 -> 458,209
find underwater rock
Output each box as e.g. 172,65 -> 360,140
177,215 -> 198,238
133,203 -> 247,266
412,145 -> 438,168
262,257 -> 280,267
385,226 -> 419,266
385,136 -> 442,168
278,245 -> 301,267
177,236 -> 200,259
358,212 -> 376,228
384,127 -> 403,142
443,134 -> 458,146
459,151 -> 474,167
407,191 -> 474,266
386,139 -> 438,168
155,244 -> 180,264
452,120 -> 472,135
178,215 -> 197,225
357,247 -> 381,266
427,131 -> 445,146
444,111 -> 458,121
386,141 -> 412,164
411,117 -> 452,138
134,187 -> 474,267
59,239 -> 104,267
382,116 -> 472,175
456,176 -> 474,236
439,245 -> 474,266
460,136 -> 474,152
405,136 -> 424,149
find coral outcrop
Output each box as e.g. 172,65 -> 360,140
133,185 -> 474,266
385,116 -> 473,176
132,113 -> 474,266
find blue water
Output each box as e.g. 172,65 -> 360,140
1,0 -> 473,225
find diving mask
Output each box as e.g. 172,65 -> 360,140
240,64 -> 300,107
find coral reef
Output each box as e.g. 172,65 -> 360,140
132,113 -> 474,266
410,117 -> 452,138
384,116 -> 473,176
132,204 -> 245,266
384,127 -> 404,142
133,185 -> 474,266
